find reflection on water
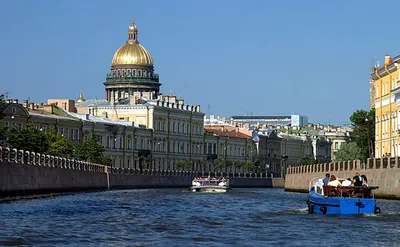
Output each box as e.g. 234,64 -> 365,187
0,188 -> 400,246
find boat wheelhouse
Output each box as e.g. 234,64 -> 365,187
190,177 -> 230,193
307,178 -> 381,215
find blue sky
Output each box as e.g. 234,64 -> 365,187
0,0 -> 399,125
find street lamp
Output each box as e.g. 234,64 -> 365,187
281,154 -> 288,178
365,117 -> 371,159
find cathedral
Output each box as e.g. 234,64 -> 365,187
74,19 -> 206,169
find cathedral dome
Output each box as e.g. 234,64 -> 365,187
111,20 -> 153,66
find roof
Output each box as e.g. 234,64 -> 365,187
231,116 -> 291,120
67,112 -> 135,127
204,128 -> 251,140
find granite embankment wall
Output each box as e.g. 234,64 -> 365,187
0,147 -> 283,197
285,159 -> 400,199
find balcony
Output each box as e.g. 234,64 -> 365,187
207,154 -> 218,160
137,149 -> 151,157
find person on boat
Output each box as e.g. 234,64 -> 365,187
341,178 -> 352,187
352,173 -> 363,186
361,175 -> 368,186
327,175 -> 342,187
323,173 -> 330,186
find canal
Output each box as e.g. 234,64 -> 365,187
0,188 -> 400,246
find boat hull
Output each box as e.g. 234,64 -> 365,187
307,187 -> 378,215
190,185 -> 229,193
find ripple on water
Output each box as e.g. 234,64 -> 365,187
1,188 -> 400,246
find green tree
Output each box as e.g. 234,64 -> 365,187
243,162 -> 256,171
5,123 -> 47,153
233,161 -> 243,173
350,108 -> 375,162
176,160 -> 192,171
45,129 -> 73,157
299,156 -> 318,165
213,158 -> 225,171
334,142 -> 364,162
0,121 -> 7,144
73,134 -> 105,164
102,154 -> 112,166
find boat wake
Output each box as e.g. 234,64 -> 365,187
261,207 -> 309,216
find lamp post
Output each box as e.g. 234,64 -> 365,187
280,154 -> 288,178
365,117 -> 371,160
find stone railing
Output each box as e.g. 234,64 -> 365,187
287,160 -> 360,174
109,167 -> 272,178
287,157 -> 400,175
0,146 -> 273,178
0,146 -> 106,173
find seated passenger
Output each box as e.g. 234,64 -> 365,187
352,174 -> 363,186
361,175 -> 368,187
327,175 -> 342,187
323,173 -> 330,186
341,178 -> 352,186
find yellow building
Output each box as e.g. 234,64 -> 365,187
371,55 -> 400,158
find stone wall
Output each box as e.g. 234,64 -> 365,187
285,159 -> 400,199
0,147 -> 284,198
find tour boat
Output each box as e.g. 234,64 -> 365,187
190,177 -> 230,193
306,178 -> 381,215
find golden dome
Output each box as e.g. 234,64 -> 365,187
111,20 -> 153,66
76,90 -> 85,103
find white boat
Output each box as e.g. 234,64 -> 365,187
190,177 -> 230,193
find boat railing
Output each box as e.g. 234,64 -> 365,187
309,177 -> 322,191
193,179 -> 229,186
323,185 -> 379,198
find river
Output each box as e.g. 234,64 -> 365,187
0,188 -> 399,246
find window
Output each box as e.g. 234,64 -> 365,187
71,129 -> 75,140
75,129 -> 79,141
120,137 -> 123,149
107,136 -> 110,148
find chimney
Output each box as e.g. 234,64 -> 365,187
23,100 -> 28,108
6,99 -> 12,104
385,55 -> 391,65
13,99 -> 18,104
177,98 -> 184,105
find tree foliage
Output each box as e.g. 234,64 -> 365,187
45,129 -> 73,157
243,162 -> 256,170
349,108 -> 375,162
5,123 -> 48,153
176,160 -> 193,171
213,158 -> 225,171
299,156 -> 318,165
73,134 -> 108,164
1,125 -> 111,165
334,142 -> 364,162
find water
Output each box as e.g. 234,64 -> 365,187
0,188 -> 400,247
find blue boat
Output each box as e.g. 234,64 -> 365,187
306,178 -> 381,215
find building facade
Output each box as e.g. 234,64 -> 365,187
231,114 -> 308,127
371,55 -> 400,158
